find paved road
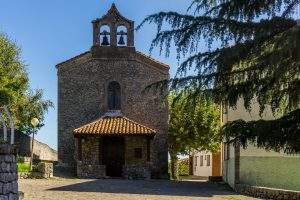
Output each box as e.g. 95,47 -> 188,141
19,178 -> 260,200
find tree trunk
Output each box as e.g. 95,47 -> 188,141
170,152 -> 178,180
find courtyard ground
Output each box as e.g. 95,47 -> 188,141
19,178 -> 260,200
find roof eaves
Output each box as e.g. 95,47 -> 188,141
136,51 -> 169,70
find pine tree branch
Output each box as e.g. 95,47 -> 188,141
223,108 -> 300,154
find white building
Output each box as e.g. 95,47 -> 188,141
192,150 -> 221,177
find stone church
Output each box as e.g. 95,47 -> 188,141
56,4 -> 169,179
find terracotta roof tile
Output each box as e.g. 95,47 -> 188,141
74,116 -> 156,136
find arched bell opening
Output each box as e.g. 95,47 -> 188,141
100,25 -> 111,46
117,26 -> 127,47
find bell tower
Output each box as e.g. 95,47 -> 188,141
92,3 -> 134,47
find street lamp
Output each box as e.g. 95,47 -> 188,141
30,118 -> 39,171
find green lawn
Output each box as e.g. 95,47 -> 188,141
18,162 -> 30,172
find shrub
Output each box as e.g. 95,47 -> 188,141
17,162 -> 30,173
168,158 -> 190,177
178,158 -> 189,176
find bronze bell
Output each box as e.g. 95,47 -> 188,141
100,30 -> 110,46
117,30 -> 127,46
101,35 -> 110,46
118,35 -> 125,45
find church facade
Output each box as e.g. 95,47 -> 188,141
56,4 -> 169,179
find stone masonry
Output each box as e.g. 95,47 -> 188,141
0,144 -> 19,200
57,4 -> 169,178
235,184 -> 300,200
75,135 -> 153,179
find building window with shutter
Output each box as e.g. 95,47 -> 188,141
206,155 -> 211,166
200,155 -> 204,166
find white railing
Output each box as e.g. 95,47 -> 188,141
0,105 -> 15,144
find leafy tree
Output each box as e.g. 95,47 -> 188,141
138,0 -> 300,153
168,91 -> 220,179
0,33 -> 53,135
12,90 -> 53,134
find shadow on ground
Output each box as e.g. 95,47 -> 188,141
48,179 -> 236,197
53,165 -> 77,179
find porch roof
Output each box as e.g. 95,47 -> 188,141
73,116 -> 156,136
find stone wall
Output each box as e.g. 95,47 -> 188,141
18,162 -> 53,180
76,137 -> 106,178
123,136 -> 151,179
125,136 -> 148,165
0,144 -> 19,200
0,130 -> 58,162
77,162 -> 106,179
76,136 -> 154,179
235,184 -> 300,200
57,46 -> 169,178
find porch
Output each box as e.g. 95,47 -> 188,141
73,115 -> 156,179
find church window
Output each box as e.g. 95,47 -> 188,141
108,81 -> 121,110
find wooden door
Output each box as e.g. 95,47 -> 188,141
102,137 -> 125,177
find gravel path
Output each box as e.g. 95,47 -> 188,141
19,178 -> 260,200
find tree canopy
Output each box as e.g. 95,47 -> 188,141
0,33 -> 53,134
138,0 -> 300,153
168,91 -> 221,154
168,91 -> 220,179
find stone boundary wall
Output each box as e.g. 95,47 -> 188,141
0,144 -> 19,200
1,130 -> 57,162
18,162 -> 53,179
235,184 -> 300,200
15,132 -> 57,162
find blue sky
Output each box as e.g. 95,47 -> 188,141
0,0 -> 191,149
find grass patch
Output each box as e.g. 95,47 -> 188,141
18,162 -> 30,172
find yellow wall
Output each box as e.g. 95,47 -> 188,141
240,144 -> 300,191
222,98 -> 300,191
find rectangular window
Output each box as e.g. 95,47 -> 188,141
195,156 -> 198,166
206,155 -> 211,166
134,148 -> 142,159
200,155 -> 204,166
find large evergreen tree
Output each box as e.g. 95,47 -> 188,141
138,0 -> 300,153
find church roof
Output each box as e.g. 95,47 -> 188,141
56,50 -> 169,71
73,115 -> 156,136
136,51 -> 169,69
